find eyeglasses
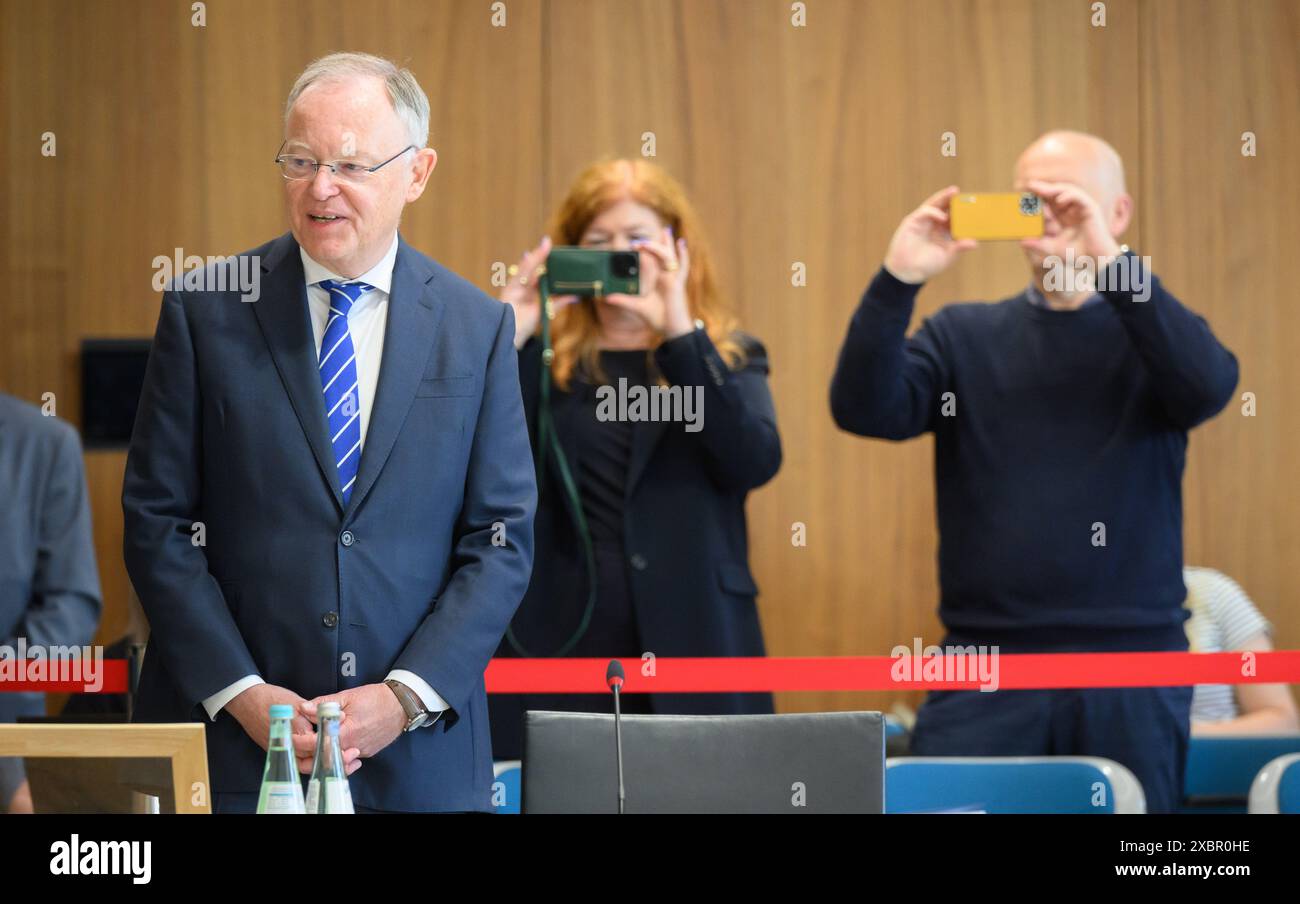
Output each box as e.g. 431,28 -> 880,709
274,142 -> 417,183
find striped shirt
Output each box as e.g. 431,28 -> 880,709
1184,566 -> 1273,722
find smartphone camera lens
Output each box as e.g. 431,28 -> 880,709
612,252 -> 638,278
1020,193 -> 1041,216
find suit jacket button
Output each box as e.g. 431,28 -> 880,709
629,553 -> 648,571
322,611 -> 339,628
340,530 -> 355,547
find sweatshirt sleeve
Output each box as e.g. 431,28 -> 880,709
1101,252 -> 1238,429
830,266 -> 950,440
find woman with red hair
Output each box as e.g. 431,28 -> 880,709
490,159 -> 782,759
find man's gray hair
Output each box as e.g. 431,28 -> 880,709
285,52 -> 430,148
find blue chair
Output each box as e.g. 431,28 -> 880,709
1248,753 -> 1300,814
1183,735 -> 1300,811
491,760 -> 522,814
886,757 -> 1146,813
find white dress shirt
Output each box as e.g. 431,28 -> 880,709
202,234 -> 449,725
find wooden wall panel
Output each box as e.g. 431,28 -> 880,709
545,0 -> 1143,713
195,0 -> 547,287
1143,0 -> 1300,663
1,0 -> 1293,720
2,0 -> 208,649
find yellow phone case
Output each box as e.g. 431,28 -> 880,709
949,192 -> 1044,241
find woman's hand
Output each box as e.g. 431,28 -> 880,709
605,226 -> 695,339
500,236 -> 578,350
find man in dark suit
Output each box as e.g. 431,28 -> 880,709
122,52 -> 536,813
0,392 -> 103,813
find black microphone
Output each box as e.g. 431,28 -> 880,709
606,659 -> 626,814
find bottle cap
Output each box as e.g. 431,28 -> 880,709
318,701 -> 342,718
269,704 -> 294,719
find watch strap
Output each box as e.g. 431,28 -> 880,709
385,679 -> 429,731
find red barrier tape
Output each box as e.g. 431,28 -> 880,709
4,653 -> 1297,695
484,651 -> 1300,693
0,659 -> 129,693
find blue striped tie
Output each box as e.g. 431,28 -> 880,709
317,279 -> 373,505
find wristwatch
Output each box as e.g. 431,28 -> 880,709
385,679 -> 433,731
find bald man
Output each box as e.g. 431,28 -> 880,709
830,131 -> 1238,812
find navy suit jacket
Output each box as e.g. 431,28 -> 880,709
122,232 -> 536,812
0,393 -> 102,804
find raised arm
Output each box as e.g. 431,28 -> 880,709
831,186 -> 974,439
654,329 -> 781,492
1100,255 -> 1238,429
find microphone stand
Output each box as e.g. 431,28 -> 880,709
607,659 -> 626,814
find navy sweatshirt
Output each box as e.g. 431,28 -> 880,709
830,255 -> 1239,648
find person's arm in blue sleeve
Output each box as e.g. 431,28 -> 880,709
830,265 -> 950,440
830,186 -> 975,440
654,328 -> 781,492
1100,252 -> 1238,429
1,418 -> 102,814
4,420 -> 101,652
390,303 -> 537,728
122,290 -> 262,710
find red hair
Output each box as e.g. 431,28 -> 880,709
545,158 -> 744,389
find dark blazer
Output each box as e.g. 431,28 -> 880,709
0,393 -> 102,804
122,233 -> 536,812
490,328 -> 781,754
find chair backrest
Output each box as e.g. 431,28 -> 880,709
886,756 -> 1146,813
1247,753 -> 1300,814
491,759 -> 522,815
1184,735 -> 1300,803
522,710 -> 884,814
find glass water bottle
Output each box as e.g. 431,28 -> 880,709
256,703 -> 306,814
305,701 -> 355,814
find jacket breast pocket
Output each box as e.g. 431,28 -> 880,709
416,375 -> 476,398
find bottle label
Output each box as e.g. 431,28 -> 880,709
306,778 -> 354,814
258,783 -> 304,815
330,779 -> 354,815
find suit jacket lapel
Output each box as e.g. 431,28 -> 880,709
253,233 -> 344,512
343,237 -> 444,521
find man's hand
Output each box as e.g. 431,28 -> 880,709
226,683 -> 312,750
300,683 -> 407,767
882,186 -> 979,285
1020,179 -> 1122,265
224,683 -> 362,775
